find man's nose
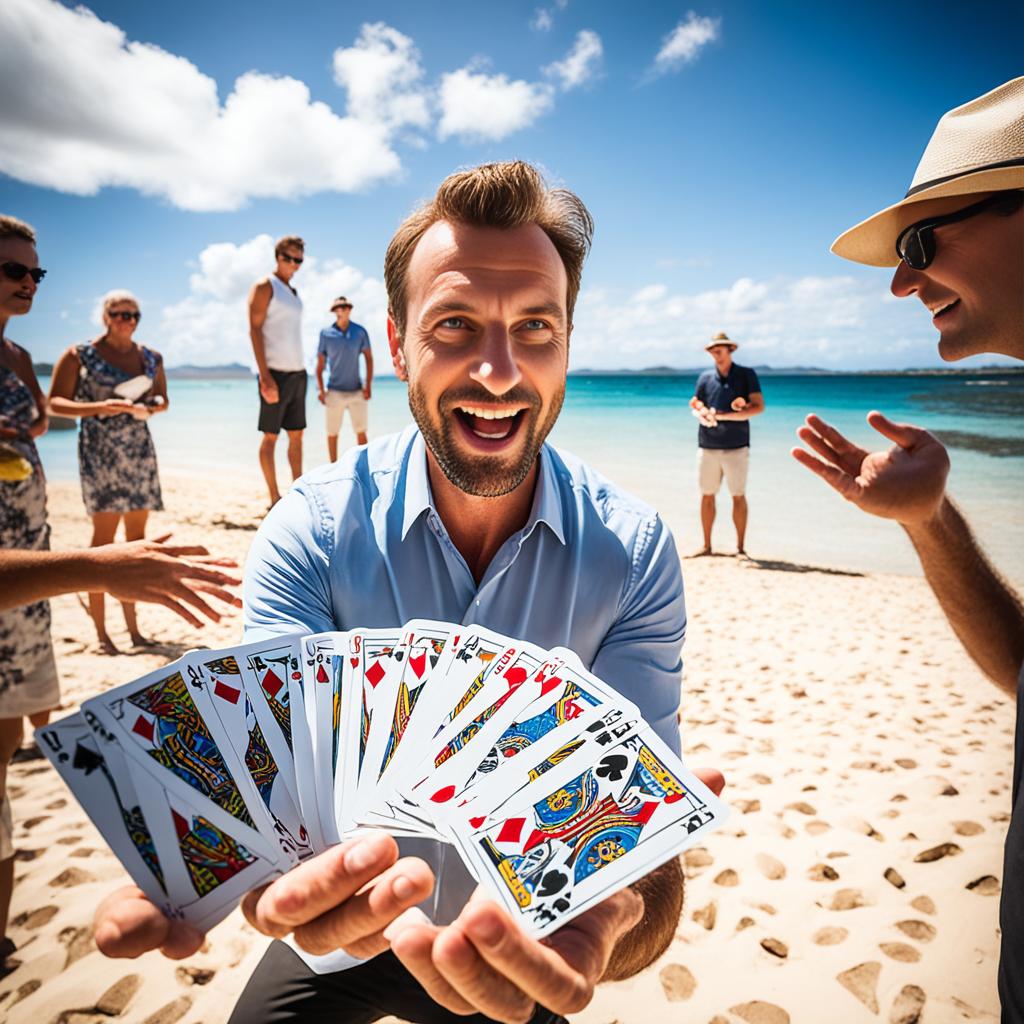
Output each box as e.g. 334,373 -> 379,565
469,325 -> 522,395
890,260 -> 920,298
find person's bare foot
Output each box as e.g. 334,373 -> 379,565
692,546 -> 712,557
96,634 -> 118,655
130,633 -> 156,648
736,549 -> 751,560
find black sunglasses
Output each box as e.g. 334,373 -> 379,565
1,261 -> 46,285
109,310 -> 142,322
280,253 -> 304,265
895,193 -> 1018,270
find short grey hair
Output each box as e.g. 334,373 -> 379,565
101,289 -> 141,316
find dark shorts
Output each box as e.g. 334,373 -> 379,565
258,370 -> 307,434
228,941 -> 568,1024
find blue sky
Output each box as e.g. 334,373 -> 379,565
1,0 -> 1020,371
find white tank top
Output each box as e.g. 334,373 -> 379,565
262,274 -> 304,371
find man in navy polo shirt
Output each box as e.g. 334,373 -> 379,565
316,296 -> 374,461
689,332 -> 765,556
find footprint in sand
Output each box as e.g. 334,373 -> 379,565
11,905 -> 58,929
736,916 -> 756,932
59,925 -> 94,967
914,842 -> 962,863
13,848 -> 43,862
884,868 -> 906,889
175,966 -> 216,986
713,869 -> 739,887
890,984 -> 926,1024
805,820 -> 831,835
966,875 -> 1001,896
55,835 -> 81,846
837,961 -> 881,1014
760,938 -> 788,959
953,821 -> 985,836
880,942 -> 921,963
19,815 -> 49,831
728,1000 -> 791,1024
785,801 -> 816,815
896,920 -> 937,942
756,853 -> 786,880
49,866 -> 95,887
44,798 -> 67,810
96,974 -> 143,1015
658,963 -> 696,1001
812,926 -> 848,946
692,901 -> 717,930
828,888 -> 868,911
6,979 -> 42,1009
807,863 -> 839,882
910,895 -> 936,915
139,994 -> 193,1024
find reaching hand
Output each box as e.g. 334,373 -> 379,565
792,411 -> 950,525
87,534 -> 242,626
97,398 -> 136,418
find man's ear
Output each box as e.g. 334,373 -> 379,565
387,316 -> 407,381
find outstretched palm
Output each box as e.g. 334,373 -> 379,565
792,411 -> 950,525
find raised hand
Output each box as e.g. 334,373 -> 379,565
792,411 -> 950,525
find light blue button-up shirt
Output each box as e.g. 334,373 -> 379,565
243,424 -> 686,966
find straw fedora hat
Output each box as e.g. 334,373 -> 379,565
705,331 -> 738,352
832,77 -> 1024,267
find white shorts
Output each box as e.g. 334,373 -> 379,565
0,643 -> 60,719
325,390 -> 368,435
698,447 -> 750,496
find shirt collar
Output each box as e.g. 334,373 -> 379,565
400,432 -> 566,546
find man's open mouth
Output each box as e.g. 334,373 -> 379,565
451,405 -> 528,443
930,299 -> 960,321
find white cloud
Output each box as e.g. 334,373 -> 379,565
545,30 -> 603,91
156,235 -> 388,368
531,9 -> 554,31
570,274 -> 937,370
0,0 -> 406,211
331,22 -> 431,133
438,68 -> 555,142
653,12 -> 721,74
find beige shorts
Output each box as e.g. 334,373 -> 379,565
0,643 -> 60,719
325,389 -> 368,435
698,446 -> 750,496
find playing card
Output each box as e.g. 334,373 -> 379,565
190,650 -> 313,863
301,631 -> 346,845
82,659 -> 279,863
334,628 -> 401,836
449,724 -> 729,938
37,713 -> 279,932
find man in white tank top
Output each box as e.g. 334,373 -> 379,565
248,235 -> 308,507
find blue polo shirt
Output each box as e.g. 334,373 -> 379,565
243,425 -> 686,968
317,322 -> 370,391
695,363 -> 762,449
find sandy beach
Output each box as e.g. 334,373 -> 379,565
0,474 -> 1011,1024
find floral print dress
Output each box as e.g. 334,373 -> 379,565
0,354 -> 57,714
75,343 -> 164,514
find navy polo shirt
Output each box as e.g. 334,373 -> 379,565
695,363 -> 761,450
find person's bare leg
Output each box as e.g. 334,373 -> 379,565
0,716 -> 24,947
88,512 -> 121,653
732,495 -> 748,555
356,431 -> 368,446
699,495 -> 715,554
260,433 -> 280,507
327,434 -> 339,463
286,430 -> 303,483
26,710 -> 51,729
122,510 -> 153,645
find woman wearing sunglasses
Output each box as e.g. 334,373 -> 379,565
49,291 -> 169,653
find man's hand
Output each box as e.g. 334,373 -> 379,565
391,766 -> 726,1024
87,534 -> 242,626
689,396 -> 717,429
318,388 -> 327,405
792,411 -> 950,525
731,396 -> 747,412
241,833 -> 434,960
94,885 -> 204,960
363,385 -> 372,401
259,375 -> 280,404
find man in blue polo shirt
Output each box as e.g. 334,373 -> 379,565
92,161 -> 724,1024
316,296 -> 373,461
690,332 -> 765,556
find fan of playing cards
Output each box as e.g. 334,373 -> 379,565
37,621 -> 729,938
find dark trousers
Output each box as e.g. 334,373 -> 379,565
228,941 -> 568,1024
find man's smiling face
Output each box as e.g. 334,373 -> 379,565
890,197 -> 1024,361
394,219 -> 570,497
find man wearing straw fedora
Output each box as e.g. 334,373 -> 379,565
689,332 -> 764,556
793,78 -> 1023,1019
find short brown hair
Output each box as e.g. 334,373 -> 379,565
274,235 -> 305,258
384,161 -> 594,339
0,215 -> 36,244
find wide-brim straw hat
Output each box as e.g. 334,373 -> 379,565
832,77 -> 1024,267
705,331 -> 738,352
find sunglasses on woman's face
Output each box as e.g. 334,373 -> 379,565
109,310 -> 142,322
895,193 -> 1015,271
1,261 -> 46,285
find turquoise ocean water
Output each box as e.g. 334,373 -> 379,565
35,372 -> 1024,582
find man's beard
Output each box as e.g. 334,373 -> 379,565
408,380 -> 564,497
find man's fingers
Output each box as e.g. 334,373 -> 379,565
791,448 -> 864,504
292,855 -> 434,956
93,887 -> 203,960
188,581 -> 244,608
157,595 -> 203,628
433,922 -> 538,1024
178,565 -> 243,587
248,834 -> 398,938
694,766 -> 725,797
458,902 -> 590,1016
391,924 -> 479,1017
171,584 -> 222,623
866,410 -> 931,450
803,414 -> 869,465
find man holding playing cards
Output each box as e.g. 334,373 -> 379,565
93,161 -> 723,1024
